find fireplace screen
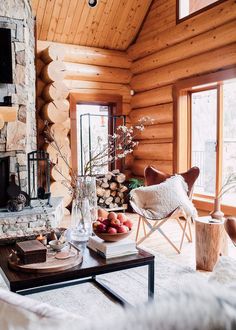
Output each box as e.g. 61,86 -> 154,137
0,156 -> 10,207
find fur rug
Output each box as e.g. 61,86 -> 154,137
0,248 -> 206,319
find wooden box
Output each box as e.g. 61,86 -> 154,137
16,240 -> 47,265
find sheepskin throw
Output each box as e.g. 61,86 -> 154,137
130,175 -> 197,220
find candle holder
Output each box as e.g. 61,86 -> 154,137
36,234 -> 47,246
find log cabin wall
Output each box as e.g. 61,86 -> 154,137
128,0 -> 236,177
36,40 -> 132,211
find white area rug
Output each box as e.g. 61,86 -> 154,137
0,248 -> 206,319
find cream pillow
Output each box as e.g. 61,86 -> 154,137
130,175 -> 197,220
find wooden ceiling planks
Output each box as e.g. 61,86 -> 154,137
32,0 -> 153,50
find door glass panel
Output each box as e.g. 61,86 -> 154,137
222,79 -> 236,206
191,89 -> 217,196
76,104 -> 109,175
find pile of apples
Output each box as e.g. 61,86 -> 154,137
93,212 -> 133,234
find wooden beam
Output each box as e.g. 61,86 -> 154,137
128,0 -> 236,60
64,62 -> 132,84
131,43 -> 236,92
135,123 -> 173,140
37,40 -> 132,69
130,103 -> 173,125
133,142 -> 173,161
131,85 -> 173,109
0,107 -> 18,130
132,159 -> 173,176
132,20 -> 236,74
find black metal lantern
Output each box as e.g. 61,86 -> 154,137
27,151 -> 51,206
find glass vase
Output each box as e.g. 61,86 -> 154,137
70,176 -> 97,242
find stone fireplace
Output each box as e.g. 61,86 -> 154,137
0,1 -> 64,240
0,0 -> 36,192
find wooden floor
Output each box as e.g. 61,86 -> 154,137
62,212 -> 235,271
127,213 -> 236,270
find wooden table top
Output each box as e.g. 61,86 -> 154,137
0,243 -> 154,292
195,216 -> 225,225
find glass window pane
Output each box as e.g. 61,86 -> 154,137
191,89 -> 217,196
222,79 -> 236,206
179,0 -> 220,19
77,104 -> 109,175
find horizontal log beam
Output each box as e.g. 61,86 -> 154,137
64,79 -> 131,93
131,85 -> 173,109
67,88 -> 131,103
133,143 -> 173,161
136,123 -> 173,140
128,0 -> 236,60
132,20 -> 236,74
132,159 -> 173,176
130,103 -> 173,125
64,62 -> 132,84
37,40 -> 132,69
131,43 -> 236,92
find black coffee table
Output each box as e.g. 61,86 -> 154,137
0,244 -> 155,307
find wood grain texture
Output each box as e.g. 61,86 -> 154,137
132,20 -> 236,74
33,0 -> 152,50
132,159 -> 173,176
128,0 -> 236,59
37,40 -> 132,68
130,103 -> 173,125
195,217 -> 228,271
131,86 -> 173,109
133,143 -> 173,161
131,43 -> 236,92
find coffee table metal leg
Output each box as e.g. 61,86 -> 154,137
92,277 -> 132,307
148,261 -> 155,300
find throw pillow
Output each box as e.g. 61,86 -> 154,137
130,175 -> 197,219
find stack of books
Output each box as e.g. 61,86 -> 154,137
87,236 -> 138,259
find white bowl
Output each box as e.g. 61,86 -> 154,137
49,240 -> 67,251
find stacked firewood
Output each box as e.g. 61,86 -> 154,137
96,170 -> 128,209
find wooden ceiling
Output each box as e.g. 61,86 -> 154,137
32,0 -> 152,50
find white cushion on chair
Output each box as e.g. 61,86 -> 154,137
130,175 -> 197,220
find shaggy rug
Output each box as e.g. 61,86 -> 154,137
0,248 -> 206,319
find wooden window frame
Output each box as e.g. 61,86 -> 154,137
176,0 -> 227,24
69,92 -> 122,175
173,67 -> 236,214
189,84 -> 223,197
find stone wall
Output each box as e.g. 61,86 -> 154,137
0,0 -> 36,191
0,197 -> 64,240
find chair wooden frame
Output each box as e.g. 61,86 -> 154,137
135,208 -> 192,254
131,166 -> 199,254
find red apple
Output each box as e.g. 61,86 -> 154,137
96,223 -> 107,233
117,213 -> 127,223
123,219 -> 133,230
107,227 -> 117,234
110,218 -> 121,228
102,219 -> 110,226
97,217 -> 104,222
117,225 -> 129,233
93,221 -> 101,230
108,212 -> 117,221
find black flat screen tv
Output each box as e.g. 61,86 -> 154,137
0,28 -> 13,84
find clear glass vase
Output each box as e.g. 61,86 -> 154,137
70,176 -> 97,242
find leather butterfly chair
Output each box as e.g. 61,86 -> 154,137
130,166 -> 200,254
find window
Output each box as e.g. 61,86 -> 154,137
76,104 -> 109,175
190,79 -> 236,206
178,0 -> 223,21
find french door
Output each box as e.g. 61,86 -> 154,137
190,79 -> 236,206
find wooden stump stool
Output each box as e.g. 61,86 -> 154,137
195,216 -> 228,271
